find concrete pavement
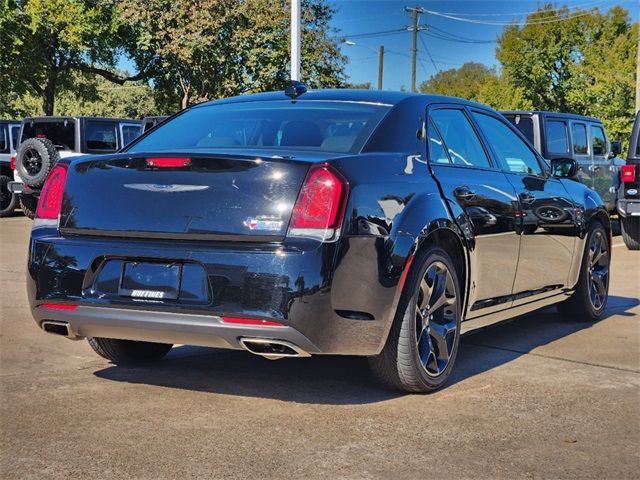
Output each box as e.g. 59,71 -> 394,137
1,216 -> 638,479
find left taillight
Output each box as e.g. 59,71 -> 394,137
9,156 -> 16,170
34,163 -> 68,227
621,164 -> 636,183
287,164 -> 348,242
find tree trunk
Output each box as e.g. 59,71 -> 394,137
181,87 -> 190,110
42,77 -> 56,116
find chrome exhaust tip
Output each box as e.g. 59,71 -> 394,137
239,338 -> 310,360
41,320 -> 77,339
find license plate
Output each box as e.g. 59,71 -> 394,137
119,262 -> 181,300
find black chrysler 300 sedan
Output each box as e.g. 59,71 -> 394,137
28,89 -> 610,392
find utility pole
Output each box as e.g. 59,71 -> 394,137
405,6 -> 425,92
291,0 -> 301,81
378,45 -> 384,90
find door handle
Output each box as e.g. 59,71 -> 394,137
454,186 -> 476,200
519,191 -> 536,204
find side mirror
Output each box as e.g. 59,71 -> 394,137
550,158 -> 578,178
610,140 -> 622,158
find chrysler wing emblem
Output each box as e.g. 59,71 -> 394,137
124,184 -> 209,193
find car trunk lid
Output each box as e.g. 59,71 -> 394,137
60,153 -> 313,241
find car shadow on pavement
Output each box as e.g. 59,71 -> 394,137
94,295 -> 638,405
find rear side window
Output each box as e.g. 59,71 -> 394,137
473,112 -> 543,176
545,120 -> 569,154
572,123 -> 588,155
427,120 -> 450,164
591,125 -> 606,156
430,109 -> 490,168
10,125 -> 20,150
505,115 -> 534,145
22,121 -> 76,151
0,125 -> 7,152
86,122 -> 117,151
121,124 -> 141,146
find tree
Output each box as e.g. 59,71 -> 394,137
496,4 -> 637,143
419,62 -> 497,100
2,0 -> 142,115
120,0 -> 346,110
344,82 -> 372,89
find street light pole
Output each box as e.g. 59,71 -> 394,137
344,40 -> 385,90
291,0 -> 301,81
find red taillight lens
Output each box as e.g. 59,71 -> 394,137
288,165 -> 348,241
40,303 -> 77,311
35,163 -> 68,220
9,156 -> 16,170
146,157 -> 191,168
220,316 -> 285,327
621,164 -> 636,183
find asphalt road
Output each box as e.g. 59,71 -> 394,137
1,215 -> 638,479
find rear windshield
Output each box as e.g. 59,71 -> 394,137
504,115 -> 534,145
21,120 -> 75,150
127,100 -> 390,154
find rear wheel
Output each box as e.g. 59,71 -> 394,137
0,175 -> 17,217
558,222 -> 610,321
369,246 -> 462,393
620,216 -> 640,250
87,337 -> 173,365
19,194 -> 38,219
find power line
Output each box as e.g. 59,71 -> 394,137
426,0 -> 611,18
419,34 -> 440,75
422,8 -> 602,26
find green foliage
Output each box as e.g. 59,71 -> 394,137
497,4 -> 637,146
344,82 -> 372,90
420,62 -> 496,100
120,0 -> 346,110
1,0 -> 140,115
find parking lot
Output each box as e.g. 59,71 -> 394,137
0,215 -> 638,479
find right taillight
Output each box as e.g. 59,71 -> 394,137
621,164 -> 636,183
34,163 -> 68,228
287,164 -> 348,242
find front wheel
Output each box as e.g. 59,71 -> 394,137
369,246 -> 462,393
558,222 -> 610,321
620,216 -> 640,250
87,337 -> 173,365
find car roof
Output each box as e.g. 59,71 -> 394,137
0,120 -> 20,125
501,110 -> 602,123
21,116 -> 141,123
197,88 -> 491,110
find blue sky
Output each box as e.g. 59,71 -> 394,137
332,0 -> 638,90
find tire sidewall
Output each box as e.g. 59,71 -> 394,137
16,138 -> 59,188
0,174 -> 17,216
581,222 -> 610,317
403,247 -> 462,389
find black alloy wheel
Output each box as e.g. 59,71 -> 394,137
22,148 -> 43,177
586,229 -> 609,311
369,246 -> 462,393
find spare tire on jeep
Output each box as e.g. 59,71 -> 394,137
16,138 -> 60,188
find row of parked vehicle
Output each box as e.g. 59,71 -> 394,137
1,107 -> 639,250
0,115 -> 167,218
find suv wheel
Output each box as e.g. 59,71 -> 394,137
558,221 -> 610,321
87,337 -> 173,365
19,194 -> 38,219
0,175 -> 17,217
369,246 -> 462,393
620,216 -> 640,250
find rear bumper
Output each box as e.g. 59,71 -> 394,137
617,198 -> 640,217
28,230 -> 411,356
33,305 -> 321,354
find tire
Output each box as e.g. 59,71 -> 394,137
15,138 -> 59,188
19,194 -> 38,220
557,221 -> 610,321
620,216 -> 640,250
369,246 -> 462,393
0,175 -> 17,217
87,337 -> 173,365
